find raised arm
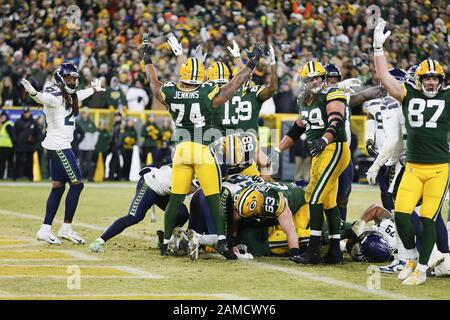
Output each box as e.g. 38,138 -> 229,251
77,79 -> 105,102
227,40 -> 244,71
141,34 -> 165,105
167,34 -> 186,65
21,79 -> 59,106
258,45 -> 278,102
212,43 -> 264,108
349,86 -> 383,108
373,20 -> 404,102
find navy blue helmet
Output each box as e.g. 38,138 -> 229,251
360,231 -> 392,262
324,64 -> 342,82
54,63 -> 80,94
404,65 -> 418,86
388,67 -> 406,82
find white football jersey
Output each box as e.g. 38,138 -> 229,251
364,98 -> 385,150
142,165 -> 172,196
376,219 -> 397,253
33,85 -> 95,150
344,92 -> 352,146
222,174 -> 262,198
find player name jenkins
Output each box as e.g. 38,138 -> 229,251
174,91 -> 200,99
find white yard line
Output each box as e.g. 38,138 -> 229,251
252,262 -> 417,300
0,209 -> 147,240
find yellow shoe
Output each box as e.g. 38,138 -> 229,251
398,260 -> 417,280
402,270 -> 426,285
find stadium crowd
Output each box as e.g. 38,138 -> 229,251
0,0 -> 449,181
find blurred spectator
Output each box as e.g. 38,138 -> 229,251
77,108 -> 98,182
35,115 -> 49,179
106,77 -> 128,112
273,83 -> 297,113
83,77 -> 108,109
141,114 -> 160,166
108,112 -> 123,181
0,76 -> 20,106
72,122 -> 85,159
94,119 -> 112,181
155,118 -> 173,167
0,110 -> 14,179
13,107 -> 40,180
126,77 -> 150,112
120,118 -> 137,180
293,135 -> 310,181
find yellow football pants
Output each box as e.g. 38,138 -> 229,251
239,163 -> 260,176
395,162 -> 449,220
171,141 -> 221,196
305,141 -> 350,209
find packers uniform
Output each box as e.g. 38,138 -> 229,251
395,71 -> 450,220
160,73 -> 222,196
298,86 -> 351,208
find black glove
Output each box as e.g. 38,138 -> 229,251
245,42 -> 264,69
141,33 -> 153,64
366,139 -> 379,158
308,138 -> 327,157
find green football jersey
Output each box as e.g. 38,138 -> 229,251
402,83 -> 450,163
297,87 -> 348,142
213,92 -> 241,135
161,81 -> 220,146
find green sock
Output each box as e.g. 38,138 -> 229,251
418,217 -> 436,265
163,194 -> 186,240
325,206 -> 341,251
309,203 -> 324,249
206,194 -> 225,236
394,212 -> 415,249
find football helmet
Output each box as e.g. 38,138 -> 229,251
54,63 -> 79,94
179,57 -> 205,85
324,63 -> 342,82
207,61 -> 231,84
299,60 -> 326,93
388,67 -> 406,81
234,186 -> 264,218
404,65 -> 418,86
360,231 -> 392,262
415,59 -> 445,97
216,134 -> 244,167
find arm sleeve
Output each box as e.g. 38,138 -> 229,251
373,108 -> 403,166
76,88 -> 95,102
30,92 -> 60,107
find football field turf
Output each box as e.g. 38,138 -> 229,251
0,182 -> 449,300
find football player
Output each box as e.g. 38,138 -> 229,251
276,61 -> 351,264
89,165 -> 191,253
21,64 -> 104,245
373,19 -> 450,285
141,34 -> 264,259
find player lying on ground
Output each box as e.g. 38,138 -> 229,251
21,63 -> 104,245
89,165 -> 190,253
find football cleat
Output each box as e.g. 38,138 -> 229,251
379,260 -> 406,273
402,270 -> 426,285
168,227 -> 189,256
156,230 -> 164,249
186,229 -> 200,261
57,226 -> 85,244
89,238 -> 105,253
160,243 -> 168,256
290,248 -> 321,265
398,260 -> 417,281
322,250 -> 344,264
216,239 -> 237,260
36,230 -> 62,245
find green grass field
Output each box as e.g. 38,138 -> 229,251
0,182 -> 449,300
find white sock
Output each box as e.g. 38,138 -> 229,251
406,249 -> 418,261
61,223 -> 72,230
416,263 -> 427,273
97,238 -> 105,244
199,234 -> 218,246
40,224 -> 52,233
163,239 -> 171,245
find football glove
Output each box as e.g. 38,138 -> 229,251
308,138 -> 328,157
227,40 -> 241,58
167,34 -> 182,56
21,79 -> 37,96
141,33 -> 153,64
193,44 -> 207,63
91,78 -> 105,92
373,19 -> 391,50
366,139 -> 379,158
267,45 -> 276,66
337,78 -> 362,91
246,42 -> 264,61
366,162 -> 381,185
267,148 -> 280,175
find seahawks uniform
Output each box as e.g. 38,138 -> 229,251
395,82 -> 450,220
36,85 -> 95,183
364,98 -> 386,152
299,87 -> 351,208
160,81 -> 222,196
